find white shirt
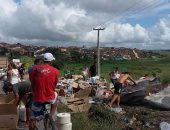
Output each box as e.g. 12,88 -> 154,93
11,69 -> 20,84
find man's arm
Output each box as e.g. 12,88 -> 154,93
14,93 -> 20,105
9,70 -> 13,83
128,75 -> 137,85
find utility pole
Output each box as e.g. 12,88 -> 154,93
93,27 -> 105,77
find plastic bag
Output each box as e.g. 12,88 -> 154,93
160,122 -> 170,130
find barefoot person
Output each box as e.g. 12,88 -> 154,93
108,72 -> 137,108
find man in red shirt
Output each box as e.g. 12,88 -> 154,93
29,53 -> 59,129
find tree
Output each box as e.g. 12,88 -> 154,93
70,50 -> 81,62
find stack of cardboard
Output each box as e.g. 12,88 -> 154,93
0,94 -> 18,129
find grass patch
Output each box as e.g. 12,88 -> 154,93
39,56 -> 170,85
72,105 -> 122,130
57,103 -> 122,130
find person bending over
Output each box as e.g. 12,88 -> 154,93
3,80 -> 32,125
108,72 -> 137,108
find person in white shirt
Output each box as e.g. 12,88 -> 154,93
109,67 -> 119,85
82,64 -> 89,81
8,62 -> 20,85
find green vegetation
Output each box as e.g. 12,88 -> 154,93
60,57 -> 170,84
18,50 -> 170,84
58,104 -> 122,130
20,55 -> 34,66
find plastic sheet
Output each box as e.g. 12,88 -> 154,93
160,122 -> 170,130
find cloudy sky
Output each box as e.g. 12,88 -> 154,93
0,0 -> 170,49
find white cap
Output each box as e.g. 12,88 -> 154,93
43,53 -> 55,61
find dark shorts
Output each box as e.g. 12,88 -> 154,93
110,79 -> 117,85
31,102 -> 47,120
114,82 -> 122,94
25,95 -> 32,108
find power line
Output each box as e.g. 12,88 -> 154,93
125,0 -> 163,17
98,0 -> 141,27
97,0 -> 167,27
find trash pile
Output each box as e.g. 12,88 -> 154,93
56,75 -> 113,112
55,75 -> 170,129
144,86 -> 170,110
0,73 -> 169,129
56,75 -> 165,112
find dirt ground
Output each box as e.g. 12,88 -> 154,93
119,105 -> 170,130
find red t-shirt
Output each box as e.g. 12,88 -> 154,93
30,64 -> 59,102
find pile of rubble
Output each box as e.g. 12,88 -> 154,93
56,75 -> 170,129
56,74 -> 114,112
56,74 -> 169,112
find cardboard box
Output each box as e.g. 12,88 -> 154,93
0,94 -> 18,130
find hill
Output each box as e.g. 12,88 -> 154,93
0,42 -> 165,61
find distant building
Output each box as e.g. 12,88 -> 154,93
0,56 -> 9,68
123,55 -> 131,60
60,48 -> 67,52
113,54 -> 124,61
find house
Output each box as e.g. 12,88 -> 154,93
113,54 -> 124,61
60,48 -> 67,52
123,55 -> 131,60
0,56 -> 9,68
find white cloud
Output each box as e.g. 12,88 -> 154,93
84,23 -> 149,43
0,0 -> 17,17
0,0 -> 169,49
151,18 -> 170,42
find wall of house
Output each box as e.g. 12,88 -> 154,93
0,56 -> 8,68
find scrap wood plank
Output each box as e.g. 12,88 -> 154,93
67,98 -> 84,103
67,102 -> 85,106
67,98 -> 85,105
66,97 -> 88,104
74,87 -> 92,98
67,100 -> 85,105
66,97 -> 91,113
67,102 -> 91,113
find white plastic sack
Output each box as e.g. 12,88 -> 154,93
95,89 -> 105,99
164,86 -> 170,95
160,122 -> 170,130
110,107 -> 123,113
18,104 -> 26,122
